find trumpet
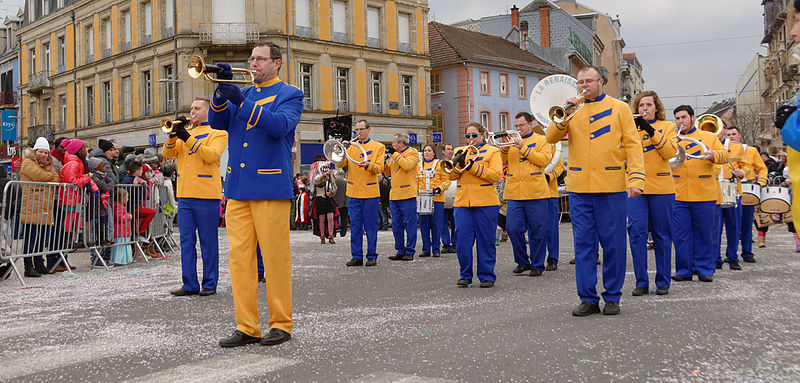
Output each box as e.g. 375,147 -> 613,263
187,55 -> 255,85
160,118 -> 190,134
487,130 -> 523,147
550,89 -> 586,124
440,145 -> 479,174
323,138 -> 368,165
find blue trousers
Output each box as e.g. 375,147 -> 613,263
718,198 -> 742,263
178,198 -> 220,291
712,204 -> 722,265
546,197 -> 559,263
627,194 -> 674,289
257,245 -> 263,276
672,200 -> 717,278
455,205 -> 500,282
419,201 -> 444,253
740,204 -> 756,258
441,208 -> 456,248
349,197 -> 379,259
569,192 -> 627,304
507,199 -> 548,271
390,197 -> 417,255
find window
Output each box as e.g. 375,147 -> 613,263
29,48 -> 36,76
432,113 -> 444,131
430,73 -> 441,93
300,63 -> 312,109
480,71 -> 489,94
371,72 -> 382,114
402,75 -> 412,115
295,0 -> 311,37
518,76 -> 526,98
102,81 -> 112,123
57,36 -> 66,72
499,112 -> 508,132
121,10 -> 132,50
141,70 -> 152,115
85,25 -> 94,63
336,67 -> 349,111
102,18 -> 112,58
333,1 -> 347,43
480,111 -> 490,130
44,101 -> 52,125
58,95 -> 66,130
398,13 -> 411,52
41,0 -> 50,16
121,76 -> 132,119
367,7 -> 380,48
43,43 -> 51,73
29,102 -> 37,126
141,2 -> 153,44
499,73 -> 508,96
85,85 -> 94,126
163,0 -> 174,36
162,64 -> 174,112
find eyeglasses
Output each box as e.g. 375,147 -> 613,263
248,57 -> 275,64
464,133 -> 480,139
577,78 -> 600,85
514,123 -> 529,129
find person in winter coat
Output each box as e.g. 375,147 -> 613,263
86,157 -> 115,266
57,139 -> 98,271
119,161 -> 158,257
19,137 -> 61,277
111,188 -> 134,265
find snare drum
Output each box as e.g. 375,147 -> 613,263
417,189 -> 434,215
720,179 -> 738,208
740,182 -> 761,206
760,185 -> 792,213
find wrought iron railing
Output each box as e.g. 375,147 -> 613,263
28,71 -> 53,92
0,91 -> 15,105
199,23 -> 259,45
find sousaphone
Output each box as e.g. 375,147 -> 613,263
529,74 -> 582,173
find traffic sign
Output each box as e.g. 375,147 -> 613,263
11,157 -> 21,172
409,132 -> 417,145
148,134 -> 157,147
291,152 -> 297,161
432,133 -> 442,143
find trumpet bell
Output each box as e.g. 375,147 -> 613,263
187,56 -> 205,79
694,113 -> 724,135
160,118 -> 188,134
187,55 -> 255,85
440,145 -> 479,174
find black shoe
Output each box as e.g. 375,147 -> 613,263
655,287 -> 669,295
445,246 -> 456,254
24,269 -> 42,278
432,252 -> 440,258
716,262 -> 723,270
512,265 -> 531,274
258,275 -> 266,283
456,278 -> 472,287
419,252 -> 431,258
698,275 -> 713,282
401,254 -> 414,261
545,261 -> 557,271
742,256 -> 756,263
388,253 -> 404,261
170,287 -> 199,296
729,262 -> 742,271
479,280 -> 494,288
364,258 -> 377,267
569,258 -> 576,265
671,274 -> 692,282
219,330 -> 260,348
529,268 -> 542,277
632,287 -> 648,296
572,302 -> 601,316
346,258 -> 363,266
602,301 -> 620,315
199,289 -> 216,296
260,328 -> 291,346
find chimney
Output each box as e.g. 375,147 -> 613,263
511,5 -> 519,28
540,4 -> 551,47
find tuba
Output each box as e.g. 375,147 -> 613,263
187,55 -> 255,85
440,145 -> 479,174
323,138 -> 368,165
487,130 -> 523,147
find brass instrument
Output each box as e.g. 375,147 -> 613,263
487,130 -> 523,147
694,113 -> 724,135
187,55 -> 255,85
160,118 -> 190,134
549,89 -> 587,124
323,138 -> 368,165
440,145 -> 479,174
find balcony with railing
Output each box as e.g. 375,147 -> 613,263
337,101 -> 349,112
57,64 -> 66,74
402,105 -> 412,116
199,23 -> 259,45
28,71 -> 53,93
27,124 -> 55,141
119,41 -> 131,52
371,104 -> 382,114
0,91 -> 16,106
141,34 -> 153,45
103,48 -> 112,59
303,98 -> 312,110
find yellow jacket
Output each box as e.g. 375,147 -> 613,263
742,145 -> 768,186
337,138 -> 385,199
672,127 -> 730,202
547,146 -> 564,198
162,122 -> 228,199
383,146 -> 419,200
417,158 -> 450,203
720,139 -> 748,194
500,132 -> 552,200
448,143 -> 502,207
636,119 -> 678,195
545,93 -> 645,193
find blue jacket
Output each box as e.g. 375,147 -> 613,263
209,77 -> 304,200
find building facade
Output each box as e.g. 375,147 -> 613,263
17,0 -> 432,173
761,0 -> 796,147
0,12 -> 22,171
736,53 -> 770,147
621,52 -> 644,101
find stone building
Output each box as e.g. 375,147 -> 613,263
761,0 -> 797,146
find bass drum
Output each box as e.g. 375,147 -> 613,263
719,180 -> 738,208
760,185 -> 791,214
740,182 -> 761,206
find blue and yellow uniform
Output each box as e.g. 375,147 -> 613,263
383,146 -> 419,257
626,119 -> 678,292
546,92 -> 645,306
417,157 -> 450,256
337,138 -> 385,260
163,121 -> 228,293
717,139 -> 748,266
500,131 -> 552,273
740,145 -> 768,259
448,141 -> 503,284
209,77 -> 303,338
545,143 -> 564,265
670,126 -> 729,280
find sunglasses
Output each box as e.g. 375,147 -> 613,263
464,133 -> 480,139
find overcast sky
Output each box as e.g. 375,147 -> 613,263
429,0 -> 767,118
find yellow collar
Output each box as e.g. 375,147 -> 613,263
256,77 -> 281,88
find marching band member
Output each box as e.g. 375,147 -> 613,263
449,123 -> 503,288
339,120 -> 385,267
417,144 -> 450,257
384,133 -> 419,261
671,105 -> 729,284
729,127 -> 767,261
440,143 -> 457,253
545,66 -> 645,316
164,97 -> 229,297
627,91 -> 678,296
716,127 -> 748,270
210,42 -> 303,347
544,140 -> 564,271
502,112 -> 552,276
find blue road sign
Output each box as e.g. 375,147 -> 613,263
148,133 -> 157,147
409,132 -> 417,145
432,133 -> 442,143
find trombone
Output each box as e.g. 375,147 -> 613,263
487,130 -> 523,147
440,145 -> 479,174
550,89 -> 587,124
160,118 -> 190,134
187,55 -> 255,85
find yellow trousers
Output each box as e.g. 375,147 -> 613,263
226,199 -> 292,337
789,148 -> 800,221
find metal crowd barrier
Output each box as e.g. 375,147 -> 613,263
557,185 -> 569,224
148,185 -> 178,256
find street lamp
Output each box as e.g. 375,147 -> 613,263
158,75 -> 181,118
